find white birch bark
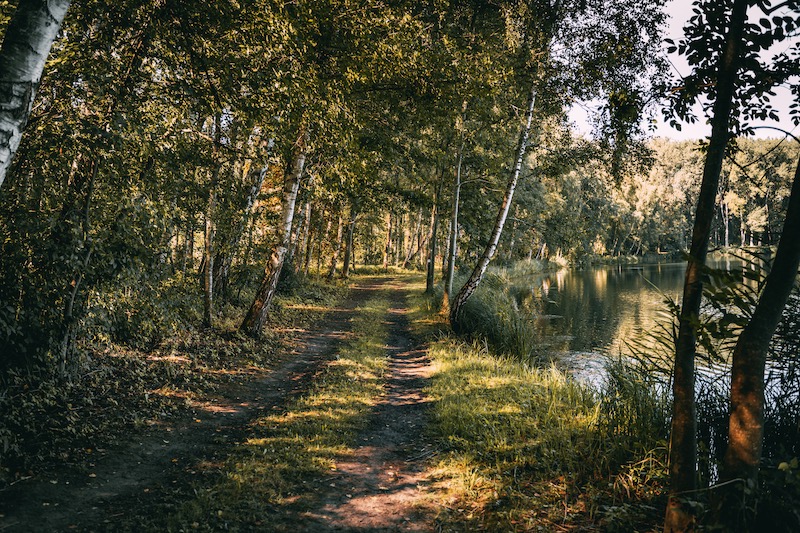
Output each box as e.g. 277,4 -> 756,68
0,0 -> 71,188
240,135 -> 306,337
449,83 -> 537,326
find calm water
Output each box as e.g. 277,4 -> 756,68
535,263 -> 684,353
527,259 -> 746,382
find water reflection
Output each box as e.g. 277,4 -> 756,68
525,259 -> 747,381
533,263 -> 686,354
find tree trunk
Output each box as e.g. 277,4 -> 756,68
0,0 -> 72,188
327,214 -> 344,280
286,195 -> 307,270
383,211 -> 392,270
58,159 -> 97,375
443,143 -> 464,311
341,202 -> 358,278
716,154 -> 800,525
303,206 -> 316,275
426,182 -> 442,294
298,200 -> 312,275
240,132 -> 307,338
317,214 -> 332,275
507,204 -> 519,260
402,209 -> 422,268
395,212 -> 404,266
723,202 -> 730,248
449,82 -> 536,327
202,186 -> 215,328
665,2 -> 748,531
214,139 -> 274,296
202,115 -> 222,327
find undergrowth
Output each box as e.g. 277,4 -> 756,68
447,272 -> 545,362
0,275 -> 346,487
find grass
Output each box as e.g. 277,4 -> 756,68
4,270 -> 674,531
410,285 -> 670,532
148,282 -> 396,531
445,261 -> 569,363
426,338 -> 600,531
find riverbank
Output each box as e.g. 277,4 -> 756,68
412,288 -> 668,531
438,259 -> 800,531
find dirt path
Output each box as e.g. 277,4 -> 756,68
299,279 -> 436,532
0,276 -> 438,532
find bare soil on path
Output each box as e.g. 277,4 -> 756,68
0,276 -> 438,532
296,278 -> 437,532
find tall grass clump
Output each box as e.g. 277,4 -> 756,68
425,337 -> 602,531
593,358 -> 671,530
596,358 -> 670,464
497,258 -> 553,278
450,272 -> 543,363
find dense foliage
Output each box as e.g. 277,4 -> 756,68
0,0 -> 798,529
0,0 -> 672,372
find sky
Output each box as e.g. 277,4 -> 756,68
569,0 -> 799,141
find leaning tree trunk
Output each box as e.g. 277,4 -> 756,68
240,133 -> 307,338
0,0 -> 72,188
664,2 -> 748,531
449,82 -> 536,328
717,153 -> 800,526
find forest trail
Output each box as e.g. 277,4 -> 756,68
0,276 -> 439,532
298,280 -> 436,531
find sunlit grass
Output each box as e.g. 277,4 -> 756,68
160,284 -> 394,531
410,285 -> 668,532
426,338 -> 602,531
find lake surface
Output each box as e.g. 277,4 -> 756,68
527,259 -> 747,382
535,263 -> 684,353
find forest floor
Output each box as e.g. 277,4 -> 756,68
0,275 -> 442,532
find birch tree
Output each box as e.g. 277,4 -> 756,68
0,0 -> 71,188
449,83 -> 537,324
240,130 -> 308,338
